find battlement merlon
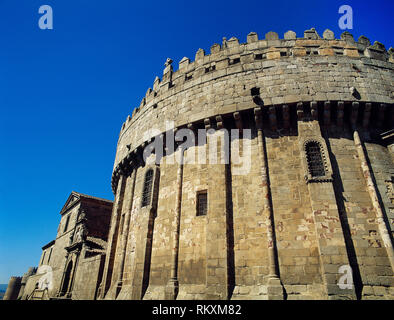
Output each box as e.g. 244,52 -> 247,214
119,29 -> 392,132
111,29 -> 393,192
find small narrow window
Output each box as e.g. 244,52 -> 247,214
229,57 -> 240,65
63,215 -> 70,232
47,248 -> 53,264
305,142 -> 325,177
141,169 -> 154,207
41,251 -> 46,265
205,65 -> 216,73
196,191 -> 208,216
255,53 -> 265,60
280,51 -> 287,57
251,87 -> 260,96
185,73 -> 193,81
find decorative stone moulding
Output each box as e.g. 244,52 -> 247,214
300,138 -> 333,184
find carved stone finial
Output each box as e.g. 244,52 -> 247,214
164,58 -> 173,67
79,208 -> 87,221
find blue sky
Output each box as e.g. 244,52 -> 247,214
0,0 -> 392,283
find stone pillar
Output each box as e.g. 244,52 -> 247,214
3,276 -> 21,300
165,148 -> 184,299
99,174 -> 127,299
353,130 -> 394,272
67,252 -> 81,298
298,116 -> 356,299
116,168 -> 137,297
254,108 -> 284,300
202,125 -> 230,299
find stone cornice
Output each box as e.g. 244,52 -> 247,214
111,100 -> 393,193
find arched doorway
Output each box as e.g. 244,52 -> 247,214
61,260 -> 73,296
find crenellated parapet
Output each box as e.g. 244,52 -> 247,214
124,28 -> 392,125
111,28 -> 394,193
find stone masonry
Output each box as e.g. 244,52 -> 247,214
100,29 -> 394,300
5,192 -> 113,300
5,28 -> 394,300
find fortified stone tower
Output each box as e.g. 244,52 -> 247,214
16,267 -> 37,299
3,276 -> 22,300
100,28 -> 394,300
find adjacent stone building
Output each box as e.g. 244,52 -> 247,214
8,192 -> 113,300
5,28 -> 394,300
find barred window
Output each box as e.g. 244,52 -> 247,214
305,142 -> 325,177
196,191 -> 208,216
141,169 -> 154,207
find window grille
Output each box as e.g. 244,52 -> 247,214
141,169 -> 154,207
197,191 -> 208,216
305,142 -> 325,177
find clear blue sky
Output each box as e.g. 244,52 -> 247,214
0,0 -> 392,283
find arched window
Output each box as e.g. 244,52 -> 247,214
305,141 -> 325,177
141,169 -> 154,207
